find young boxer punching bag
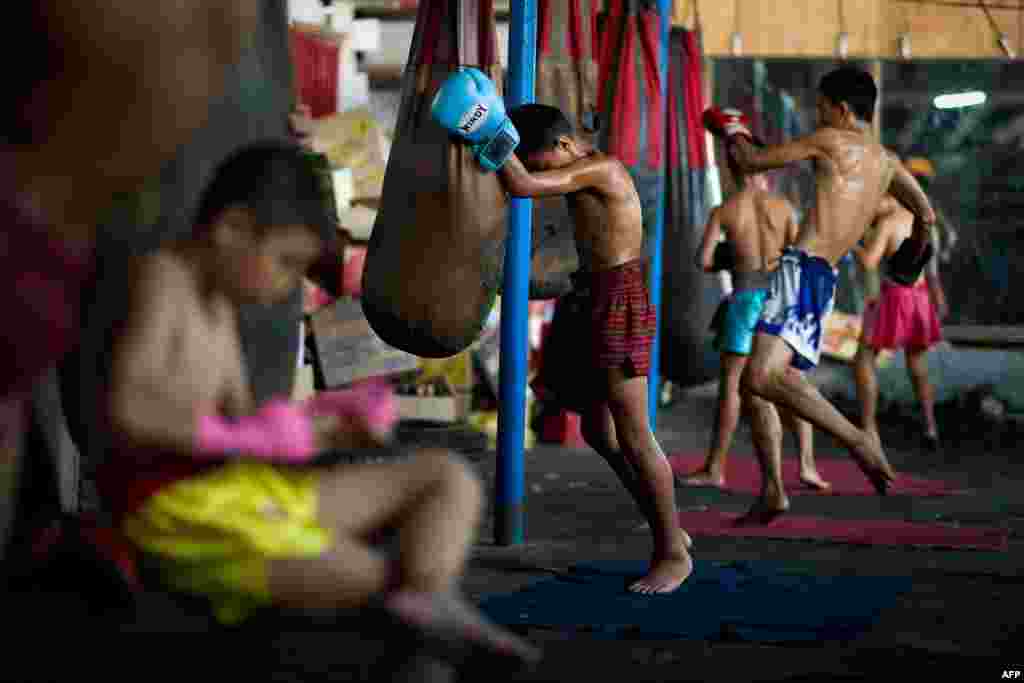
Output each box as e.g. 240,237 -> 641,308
660,27 -> 722,387
527,0 -> 602,300
361,0 -> 509,358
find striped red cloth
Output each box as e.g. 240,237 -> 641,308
597,0 -> 663,171
586,259 -> 656,376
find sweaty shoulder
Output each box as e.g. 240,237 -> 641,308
808,127 -> 847,158
589,152 -> 633,196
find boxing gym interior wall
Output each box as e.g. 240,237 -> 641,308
693,0 -> 1023,59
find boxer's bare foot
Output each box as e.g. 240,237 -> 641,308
851,431 -> 896,495
628,545 -> 693,595
798,467 -> 831,492
384,590 -> 541,667
736,490 -> 790,525
675,467 -> 726,489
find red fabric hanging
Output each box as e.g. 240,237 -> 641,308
289,29 -> 340,119
597,0 -> 664,173
682,30 -> 707,171
639,8 -> 663,170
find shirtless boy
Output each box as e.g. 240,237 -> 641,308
679,159 -> 829,492
94,142 -> 539,667
854,193 -> 947,451
433,70 -> 692,594
704,66 -> 937,521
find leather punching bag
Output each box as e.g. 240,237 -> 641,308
660,28 -> 722,387
361,1 -> 509,358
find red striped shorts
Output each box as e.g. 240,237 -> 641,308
573,258 -> 655,378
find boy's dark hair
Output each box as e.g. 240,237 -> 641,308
194,141 -> 336,244
818,66 -> 877,123
507,104 -> 574,159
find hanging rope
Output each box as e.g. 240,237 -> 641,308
731,0 -> 742,54
837,0 -> 849,58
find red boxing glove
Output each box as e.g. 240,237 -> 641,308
703,106 -> 755,145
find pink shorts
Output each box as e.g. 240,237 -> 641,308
862,280 -> 942,351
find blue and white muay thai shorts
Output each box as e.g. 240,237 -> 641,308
755,248 -> 838,370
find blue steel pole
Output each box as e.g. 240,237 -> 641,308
495,0 -> 537,546
648,0 -> 671,428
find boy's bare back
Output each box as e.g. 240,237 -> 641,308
796,129 -> 897,264
718,187 -> 797,273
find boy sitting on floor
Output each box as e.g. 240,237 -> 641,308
94,142 -> 539,667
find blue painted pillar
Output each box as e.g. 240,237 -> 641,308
494,0 -> 537,546
648,0 -> 671,428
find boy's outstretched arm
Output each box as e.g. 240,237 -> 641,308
703,106 -> 825,174
498,153 -> 616,199
728,134 -> 825,175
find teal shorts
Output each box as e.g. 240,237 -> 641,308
711,288 -> 769,356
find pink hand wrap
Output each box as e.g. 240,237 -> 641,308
195,399 -> 316,463
304,379 -> 398,436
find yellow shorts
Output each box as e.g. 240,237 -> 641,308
123,462 -> 332,624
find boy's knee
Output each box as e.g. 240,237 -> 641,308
741,363 -> 773,397
606,404 -> 650,451
419,449 -> 483,503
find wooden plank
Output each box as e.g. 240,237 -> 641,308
310,296 -> 421,387
699,0 -> 1021,58
942,325 -> 1024,347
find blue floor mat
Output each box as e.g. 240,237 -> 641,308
479,560 -> 912,643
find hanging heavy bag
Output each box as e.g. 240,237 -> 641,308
660,27 -> 722,387
361,0 -> 510,358
527,0 -> 603,300
595,0 -> 665,256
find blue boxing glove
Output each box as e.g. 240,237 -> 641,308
431,67 -> 520,172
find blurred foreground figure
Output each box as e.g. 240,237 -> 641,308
1,0 -> 260,556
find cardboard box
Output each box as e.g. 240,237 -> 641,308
397,394 -> 472,423
337,205 -> 377,241
293,364 -> 317,402
315,108 -> 387,199
310,296 -> 420,387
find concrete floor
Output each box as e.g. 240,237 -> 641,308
461,375 -> 1024,680
5,363 -> 1022,681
